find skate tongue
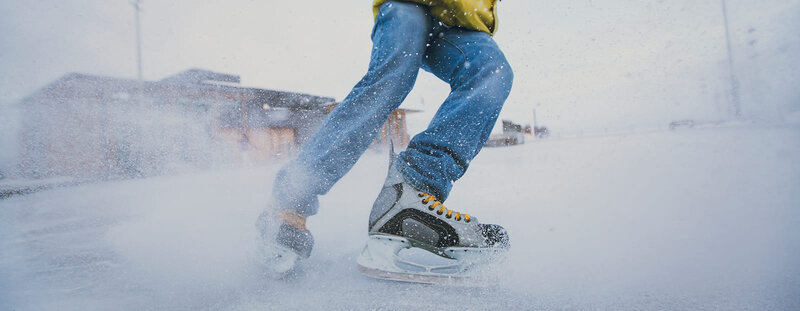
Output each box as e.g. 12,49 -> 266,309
389,138 -> 397,162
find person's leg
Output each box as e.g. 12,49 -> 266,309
396,27 -> 514,201
272,1 -> 434,216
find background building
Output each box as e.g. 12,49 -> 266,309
17,69 -> 413,179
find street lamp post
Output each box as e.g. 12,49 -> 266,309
721,0 -> 742,119
130,0 -> 143,81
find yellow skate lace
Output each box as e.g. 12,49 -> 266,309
276,210 -> 307,230
418,192 -> 471,222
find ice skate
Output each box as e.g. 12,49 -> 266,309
256,209 -> 314,278
357,156 -> 510,284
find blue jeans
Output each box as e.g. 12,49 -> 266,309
273,1 -> 513,216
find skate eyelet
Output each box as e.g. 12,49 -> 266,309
428,206 -> 435,211
436,211 -> 443,215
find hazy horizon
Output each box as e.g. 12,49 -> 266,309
1,0 -> 799,174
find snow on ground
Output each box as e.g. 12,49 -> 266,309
1,124 -> 799,310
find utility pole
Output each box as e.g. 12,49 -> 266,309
532,107 -> 538,139
721,0 -> 742,119
130,0 -> 143,81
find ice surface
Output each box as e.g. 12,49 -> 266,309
1,125 -> 799,310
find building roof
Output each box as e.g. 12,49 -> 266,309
21,69 -> 337,109
159,68 -> 241,85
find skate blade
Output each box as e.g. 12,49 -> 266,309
261,245 -> 300,279
357,263 -> 478,285
356,235 -> 499,286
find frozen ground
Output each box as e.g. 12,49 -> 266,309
1,124 -> 799,310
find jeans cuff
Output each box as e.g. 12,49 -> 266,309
272,164 -> 320,216
395,156 -> 450,201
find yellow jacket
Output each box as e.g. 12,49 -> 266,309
372,0 -> 499,35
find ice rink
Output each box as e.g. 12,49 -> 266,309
2,124 -> 799,310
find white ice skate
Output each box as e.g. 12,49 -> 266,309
256,209 -> 314,278
357,157 -> 510,284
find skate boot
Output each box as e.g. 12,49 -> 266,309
357,160 -> 510,284
256,209 -> 314,277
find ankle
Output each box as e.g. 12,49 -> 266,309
276,210 -> 307,230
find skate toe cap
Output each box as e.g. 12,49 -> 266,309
277,223 -> 314,259
479,224 -> 509,248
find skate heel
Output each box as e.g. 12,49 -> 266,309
357,234 -> 410,273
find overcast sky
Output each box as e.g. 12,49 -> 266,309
1,0 -> 798,139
